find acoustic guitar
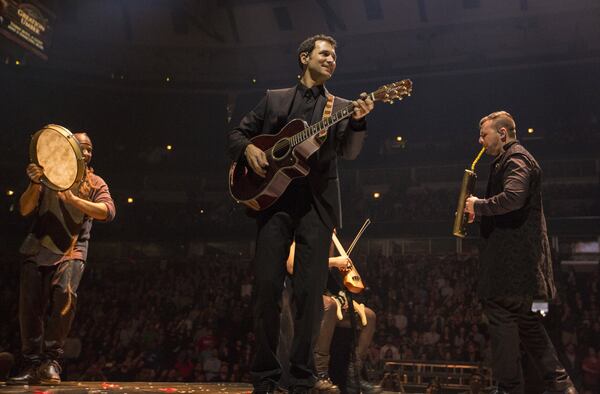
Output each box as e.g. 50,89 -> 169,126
228,80 -> 412,211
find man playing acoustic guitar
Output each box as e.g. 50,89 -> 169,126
227,34 -> 373,394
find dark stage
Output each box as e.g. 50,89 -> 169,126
0,382 -> 440,394
0,382 -> 253,394
0,382 -> 444,394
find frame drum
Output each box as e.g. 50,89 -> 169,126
29,124 -> 85,191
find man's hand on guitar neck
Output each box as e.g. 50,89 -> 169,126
244,144 -> 269,178
352,92 -> 374,120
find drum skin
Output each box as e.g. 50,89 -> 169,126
29,124 -> 85,191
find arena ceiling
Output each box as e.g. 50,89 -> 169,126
6,0 -> 600,89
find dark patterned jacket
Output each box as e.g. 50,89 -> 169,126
474,141 -> 556,300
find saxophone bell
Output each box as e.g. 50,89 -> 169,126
453,169 -> 477,238
453,147 -> 485,238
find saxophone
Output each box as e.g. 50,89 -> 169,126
452,147 -> 485,238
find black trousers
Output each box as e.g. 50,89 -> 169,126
19,259 -> 85,364
251,185 -> 331,389
483,297 -> 572,393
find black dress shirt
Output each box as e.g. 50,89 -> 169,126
289,83 -> 325,123
288,83 -> 366,130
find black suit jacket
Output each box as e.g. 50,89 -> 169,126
227,86 -> 366,230
474,141 -> 556,301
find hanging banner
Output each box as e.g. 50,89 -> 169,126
0,0 -> 54,60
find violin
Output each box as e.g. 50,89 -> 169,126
331,218 -> 371,294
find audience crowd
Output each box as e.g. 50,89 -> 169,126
1,249 -> 598,392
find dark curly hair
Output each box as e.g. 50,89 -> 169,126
296,34 -> 337,70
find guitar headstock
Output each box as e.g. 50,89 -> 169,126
372,79 -> 412,104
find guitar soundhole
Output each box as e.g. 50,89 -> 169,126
272,139 -> 291,160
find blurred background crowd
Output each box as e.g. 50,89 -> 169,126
1,249 -> 598,391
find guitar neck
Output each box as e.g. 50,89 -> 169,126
289,92 -> 376,147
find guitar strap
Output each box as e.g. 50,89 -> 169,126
317,93 -> 335,140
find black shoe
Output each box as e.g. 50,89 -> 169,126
6,364 -> 40,385
347,374 -> 383,394
346,361 -> 382,394
357,380 -> 382,394
38,359 -> 61,385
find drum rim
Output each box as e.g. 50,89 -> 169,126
29,124 -> 85,191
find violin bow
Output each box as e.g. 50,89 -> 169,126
332,232 -> 349,260
331,218 -> 371,257
346,218 -> 371,256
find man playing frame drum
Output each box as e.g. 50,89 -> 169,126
8,131 -> 116,386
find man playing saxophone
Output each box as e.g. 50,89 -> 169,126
464,111 -> 576,394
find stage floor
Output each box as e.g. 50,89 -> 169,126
0,381 -> 437,393
0,381 -> 253,394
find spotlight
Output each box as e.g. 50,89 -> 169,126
127,197 -> 134,203
251,78 -> 257,84
166,76 -> 171,82
6,190 -> 14,196
200,209 -> 204,214
373,192 -> 381,199
527,128 -> 534,134
392,135 -> 407,149
166,144 -> 173,151
15,59 -> 20,66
